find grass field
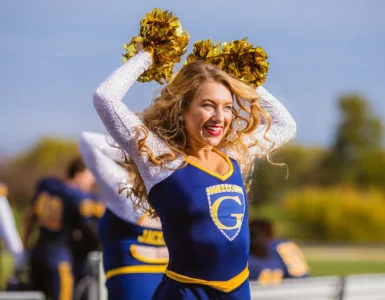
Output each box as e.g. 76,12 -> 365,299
1,245 -> 385,289
302,244 -> 385,276
308,260 -> 385,276
0,252 -> 12,290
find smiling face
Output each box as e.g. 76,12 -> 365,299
183,79 -> 233,149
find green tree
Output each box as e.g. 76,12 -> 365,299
247,145 -> 326,205
319,94 -> 384,186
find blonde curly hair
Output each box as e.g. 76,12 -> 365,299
123,60 -> 272,217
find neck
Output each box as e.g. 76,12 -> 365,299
186,142 -> 214,161
66,178 -> 81,191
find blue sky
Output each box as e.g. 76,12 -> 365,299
1,0 -> 384,156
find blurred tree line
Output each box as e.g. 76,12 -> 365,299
248,93 -> 385,204
1,93 -> 384,241
247,93 -> 385,241
0,138 -> 79,209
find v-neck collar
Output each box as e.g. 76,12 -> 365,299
183,148 -> 234,181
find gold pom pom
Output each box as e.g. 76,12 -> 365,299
186,40 -> 224,67
185,38 -> 269,88
122,8 -> 190,84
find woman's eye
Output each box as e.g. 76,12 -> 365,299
203,103 -> 214,108
224,106 -> 233,111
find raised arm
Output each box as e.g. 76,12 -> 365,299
247,86 -> 297,157
93,52 -> 182,193
79,131 -> 144,223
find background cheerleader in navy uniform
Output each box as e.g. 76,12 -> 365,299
79,131 -> 168,300
259,218 -> 310,279
23,158 -> 99,300
248,219 -> 284,285
92,9 -> 296,299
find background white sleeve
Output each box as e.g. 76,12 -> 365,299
79,131 -> 144,223
0,196 -> 25,269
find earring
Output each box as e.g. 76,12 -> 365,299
178,115 -> 184,121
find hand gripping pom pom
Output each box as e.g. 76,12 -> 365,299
122,8 -> 190,84
186,38 -> 269,88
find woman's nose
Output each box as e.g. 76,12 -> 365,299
212,108 -> 224,122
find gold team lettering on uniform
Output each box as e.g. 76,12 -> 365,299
206,184 -> 245,241
137,229 -> 165,246
211,196 -> 243,230
34,192 -> 63,231
206,184 -> 243,195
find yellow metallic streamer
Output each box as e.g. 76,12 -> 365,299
186,38 -> 269,88
122,8 -> 190,84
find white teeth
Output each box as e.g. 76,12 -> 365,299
206,126 -> 221,131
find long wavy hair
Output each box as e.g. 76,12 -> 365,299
124,60 -> 273,217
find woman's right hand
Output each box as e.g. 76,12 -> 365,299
136,42 -> 144,52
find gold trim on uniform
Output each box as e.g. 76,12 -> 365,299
165,265 -> 249,293
93,202 -> 106,218
79,198 -> 95,217
130,244 -> 169,264
184,148 -> 234,181
105,264 -> 167,280
58,261 -> 73,300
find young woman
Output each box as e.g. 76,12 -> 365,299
79,131 -> 168,299
92,43 -> 296,299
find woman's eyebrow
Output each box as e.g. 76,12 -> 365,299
201,98 -> 233,105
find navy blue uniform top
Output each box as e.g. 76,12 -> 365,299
149,155 -> 249,292
32,177 -> 95,247
92,51 -> 297,294
98,209 -> 167,279
269,239 -> 310,278
79,131 -> 168,282
71,191 -> 104,260
248,255 -> 284,284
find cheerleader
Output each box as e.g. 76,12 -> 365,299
79,131 -> 168,299
92,9 -> 296,299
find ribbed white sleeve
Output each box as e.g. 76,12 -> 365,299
250,86 -> 296,156
92,52 -> 183,194
223,86 -> 297,163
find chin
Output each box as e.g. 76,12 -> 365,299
203,138 -> 222,147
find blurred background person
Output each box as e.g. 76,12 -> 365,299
0,181 -> 25,286
250,218 -> 310,280
22,157 -> 99,300
79,131 -> 168,300
248,219 -> 284,285
70,190 -> 105,292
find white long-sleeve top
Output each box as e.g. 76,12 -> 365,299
93,51 -> 297,195
0,195 -> 24,269
79,131 -> 145,224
